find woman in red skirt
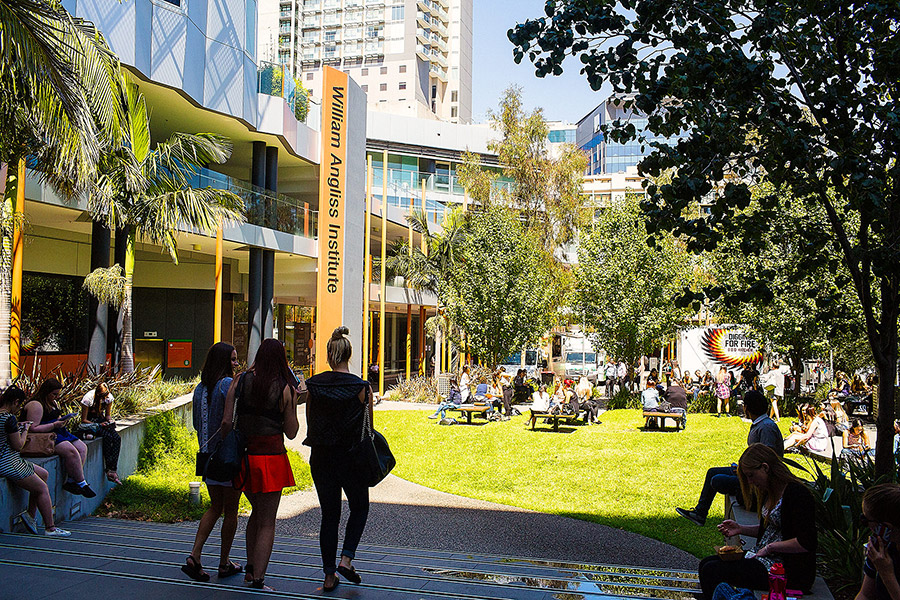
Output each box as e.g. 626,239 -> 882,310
223,338 -> 303,590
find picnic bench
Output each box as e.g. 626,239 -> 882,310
642,411 -> 685,430
529,410 -> 579,431
449,404 -> 492,424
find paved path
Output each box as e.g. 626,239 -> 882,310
259,401 -> 699,571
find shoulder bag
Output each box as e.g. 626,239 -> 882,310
204,374 -> 247,481
21,432 -> 57,457
350,385 -> 396,487
195,384 -> 213,476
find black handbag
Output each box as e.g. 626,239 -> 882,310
204,374 -> 247,481
350,386 -> 396,487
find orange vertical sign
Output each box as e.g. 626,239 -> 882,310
315,67 -> 349,373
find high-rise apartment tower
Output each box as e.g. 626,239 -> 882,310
259,0 -> 473,123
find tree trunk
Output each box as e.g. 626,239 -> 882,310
789,352 -> 803,401
110,226 -> 129,373
120,232 -> 136,373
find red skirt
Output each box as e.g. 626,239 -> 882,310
234,435 -> 295,493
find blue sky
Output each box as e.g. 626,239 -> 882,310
471,0 -> 607,125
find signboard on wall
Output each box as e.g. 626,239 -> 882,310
167,340 -> 192,368
314,66 -> 365,373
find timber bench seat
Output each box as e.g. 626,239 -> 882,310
529,410 -> 578,431
449,404 -> 492,424
642,411 -> 685,430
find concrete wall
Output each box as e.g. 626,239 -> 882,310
0,394 -> 192,533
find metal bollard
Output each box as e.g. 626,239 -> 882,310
189,481 -> 201,505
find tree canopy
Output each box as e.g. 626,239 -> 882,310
576,193 -> 692,368
510,0 -> 900,475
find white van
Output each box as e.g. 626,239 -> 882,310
498,349 -> 542,381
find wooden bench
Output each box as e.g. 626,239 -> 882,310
643,411 -> 685,430
449,404 -> 492,424
529,410 -> 579,431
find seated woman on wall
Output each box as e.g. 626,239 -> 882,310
828,371 -> 851,401
24,379 -> 95,498
854,483 -> 900,600
698,444 -> 817,600
0,386 -> 70,537
783,406 -> 830,454
842,419 -> 875,462
79,383 -> 122,484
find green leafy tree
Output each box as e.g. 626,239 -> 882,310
510,0 -> 900,475
576,193 -> 692,370
88,81 -> 243,372
442,205 -> 563,368
1,0 -> 123,381
457,85 -> 587,250
711,184 -> 864,398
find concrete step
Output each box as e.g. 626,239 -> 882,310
0,517 -> 700,600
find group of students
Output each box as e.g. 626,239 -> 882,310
674,389 -> 900,600
527,375 -> 602,427
184,327 -> 374,592
0,379 -> 123,538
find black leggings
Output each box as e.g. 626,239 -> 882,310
698,555 -> 769,600
87,419 -> 121,471
309,446 -> 370,575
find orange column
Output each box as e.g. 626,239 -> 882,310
10,158 -> 24,378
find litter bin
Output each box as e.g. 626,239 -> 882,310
437,373 -> 452,398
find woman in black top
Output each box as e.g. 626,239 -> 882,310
698,444 -> 817,599
223,338 -> 301,590
305,326 -> 373,592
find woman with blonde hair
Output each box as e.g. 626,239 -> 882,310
305,326 -> 373,591
698,444 -> 817,599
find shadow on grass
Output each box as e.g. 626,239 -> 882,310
528,427 -> 578,434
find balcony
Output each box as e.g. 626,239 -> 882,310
429,63 -> 447,81
257,61 -> 313,124
416,0 -> 430,13
431,49 -> 447,67
190,168 -> 319,240
431,2 -> 448,22
431,19 -> 447,36
416,12 -> 430,28
416,44 -> 431,61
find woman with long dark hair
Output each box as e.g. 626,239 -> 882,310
223,338 -> 301,590
0,386 -> 69,536
181,342 -> 243,582
305,326 -> 373,592
698,444 -> 817,599
24,378 -> 95,498
78,382 -> 122,484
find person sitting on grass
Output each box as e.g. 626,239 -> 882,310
0,386 -> 70,537
675,390 -> 782,527
428,378 -> 462,420
783,405 -> 830,454
855,483 -> 900,600
842,419 -> 875,462
698,444 -> 817,600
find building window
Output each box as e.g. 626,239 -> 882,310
362,84 -> 368,92
399,64 -> 406,73
391,5 -> 404,20
379,83 -> 387,91
451,90 -> 458,102
451,106 -> 458,118
324,30 -> 336,42
380,66 -> 387,74
362,68 -> 368,76
399,82 -> 406,90
161,0 -> 181,5
307,72 -> 314,80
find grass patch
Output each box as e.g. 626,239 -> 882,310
377,409 -> 795,558
99,411 -> 312,522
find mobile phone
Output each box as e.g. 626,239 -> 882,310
58,412 -> 78,421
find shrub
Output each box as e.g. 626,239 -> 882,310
606,389 -> 641,410
687,392 -> 715,414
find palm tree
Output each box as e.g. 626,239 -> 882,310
88,80 -> 243,372
1,0 -> 123,381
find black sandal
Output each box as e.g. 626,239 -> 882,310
323,573 -> 339,592
251,578 -> 273,590
336,564 -> 361,584
244,564 -> 254,584
181,556 -> 210,582
217,561 -> 243,578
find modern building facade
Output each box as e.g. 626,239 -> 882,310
259,0 -> 473,123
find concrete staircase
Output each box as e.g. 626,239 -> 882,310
0,517 -> 700,600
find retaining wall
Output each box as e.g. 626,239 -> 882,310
0,393 -> 193,533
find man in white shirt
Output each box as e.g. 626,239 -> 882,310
617,361 -> 627,395
605,359 -> 618,399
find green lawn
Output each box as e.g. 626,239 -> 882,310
377,409 -> 795,558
